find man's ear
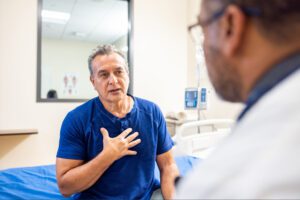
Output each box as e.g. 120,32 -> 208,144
220,5 -> 246,57
90,75 -> 95,87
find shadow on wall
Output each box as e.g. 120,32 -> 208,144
0,135 -> 30,160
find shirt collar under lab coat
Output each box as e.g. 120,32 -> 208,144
238,51 -> 300,121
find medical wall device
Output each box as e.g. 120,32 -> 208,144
199,87 -> 207,110
184,87 -> 208,110
184,88 -> 199,109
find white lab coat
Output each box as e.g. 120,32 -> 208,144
176,69 -> 300,199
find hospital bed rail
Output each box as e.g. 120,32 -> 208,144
173,119 -> 235,158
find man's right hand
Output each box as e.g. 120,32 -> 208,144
100,127 -> 141,161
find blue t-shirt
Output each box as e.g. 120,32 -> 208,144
57,96 -> 173,200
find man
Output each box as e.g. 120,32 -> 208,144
56,44 -> 179,199
176,0 -> 300,199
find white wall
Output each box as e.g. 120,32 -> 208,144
0,0 -> 82,169
133,0 -> 187,113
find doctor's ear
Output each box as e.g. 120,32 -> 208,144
220,5 -> 247,57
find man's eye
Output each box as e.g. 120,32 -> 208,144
116,70 -> 124,75
99,73 -> 108,78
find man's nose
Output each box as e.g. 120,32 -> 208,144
108,74 -> 118,84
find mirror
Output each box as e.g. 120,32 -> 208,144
37,0 -> 132,102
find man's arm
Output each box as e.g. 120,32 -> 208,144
157,149 -> 180,200
56,128 -> 141,197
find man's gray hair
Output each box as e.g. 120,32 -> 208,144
88,44 -> 128,75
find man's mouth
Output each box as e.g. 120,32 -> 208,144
109,88 -> 121,93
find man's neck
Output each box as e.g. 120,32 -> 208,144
101,95 -> 133,118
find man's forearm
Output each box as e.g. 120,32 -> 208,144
160,163 -> 180,200
58,150 -> 115,197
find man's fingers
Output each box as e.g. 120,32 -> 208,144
126,132 -> 139,142
128,139 -> 141,148
100,128 -> 109,139
119,128 -> 132,139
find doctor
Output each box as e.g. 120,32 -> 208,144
176,0 -> 300,199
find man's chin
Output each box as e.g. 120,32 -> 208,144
108,93 -> 126,101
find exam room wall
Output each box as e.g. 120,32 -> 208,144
0,0 -> 81,170
133,0 -> 188,113
0,0 -> 189,169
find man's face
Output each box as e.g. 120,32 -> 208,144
90,53 -> 129,104
199,0 -> 243,102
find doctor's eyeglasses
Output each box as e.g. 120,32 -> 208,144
187,4 -> 228,45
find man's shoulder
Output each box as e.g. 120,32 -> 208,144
134,96 -> 155,105
133,96 -> 165,123
134,96 -> 160,112
67,97 -> 98,120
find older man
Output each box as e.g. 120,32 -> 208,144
56,44 -> 179,199
176,0 -> 300,199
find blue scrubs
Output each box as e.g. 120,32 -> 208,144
57,96 -> 173,200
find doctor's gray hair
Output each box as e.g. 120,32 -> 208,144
88,44 -> 128,75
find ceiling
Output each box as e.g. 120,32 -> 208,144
41,0 -> 129,43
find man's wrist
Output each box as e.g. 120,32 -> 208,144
100,148 -> 117,163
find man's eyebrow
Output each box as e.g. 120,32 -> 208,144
97,69 -> 108,74
96,66 -> 125,73
115,66 -> 125,70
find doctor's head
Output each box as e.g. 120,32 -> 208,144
192,0 -> 300,102
88,44 -> 130,104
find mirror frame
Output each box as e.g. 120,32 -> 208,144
36,0 -> 133,103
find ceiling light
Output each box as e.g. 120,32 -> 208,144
42,10 -> 70,24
